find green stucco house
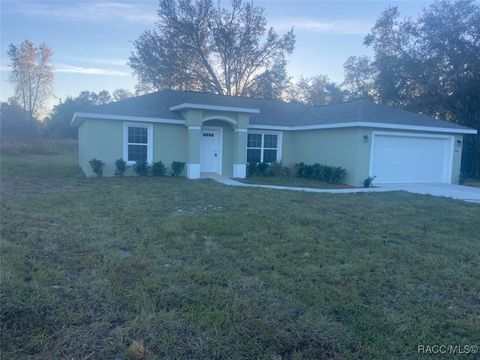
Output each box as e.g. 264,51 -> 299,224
72,90 -> 476,186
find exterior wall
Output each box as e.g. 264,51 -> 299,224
78,119 -> 187,176
153,123 -> 188,173
288,127 -> 370,186
78,119 -> 123,176
285,127 -> 462,186
78,117 -> 464,184
280,131 -> 293,165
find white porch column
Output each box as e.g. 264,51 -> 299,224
233,128 -> 247,178
186,125 -> 201,179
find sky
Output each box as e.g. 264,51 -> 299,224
0,0 -> 433,110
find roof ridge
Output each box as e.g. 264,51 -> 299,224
162,89 -> 308,108
310,98 -> 371,108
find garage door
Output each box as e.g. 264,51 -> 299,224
371,133 -> 453,183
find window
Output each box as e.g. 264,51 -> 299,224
247,132 -> 281,163
124,123 -> 152,164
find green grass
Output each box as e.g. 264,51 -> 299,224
1,152 -> 480,359
240,176 -> 355,189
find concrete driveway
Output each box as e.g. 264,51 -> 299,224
379,183 -> 480,203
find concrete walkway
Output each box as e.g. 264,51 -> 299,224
208,174 -> 391,193
205,173 -> 480,203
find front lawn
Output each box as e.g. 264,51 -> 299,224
1,152 -> 479,359
239,176 -> 356,189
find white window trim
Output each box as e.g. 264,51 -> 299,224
247,130 -> 283,163
123,122 -> 153,165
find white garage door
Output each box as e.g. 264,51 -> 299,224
371,133 -> 453,184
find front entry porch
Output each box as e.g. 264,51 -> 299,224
178,107 -> 252,179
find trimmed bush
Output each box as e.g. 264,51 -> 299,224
329,167 -> 347,184
304,164 -> 314,179
247,162 -> 289,178
152,161 -> 167,176
115,158 -> 127,176
247,162 -> 258,177
134,160 -> 149,176
89,158 -> 104,177
295,162 -> 347,184
257,162 -> 269,176
171,161 -> 185,177
269,162 -> 285,177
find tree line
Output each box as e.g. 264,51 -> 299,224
1,89 -> 133,139
1,0 -> 479,177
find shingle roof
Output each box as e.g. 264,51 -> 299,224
79,89 -> 474,132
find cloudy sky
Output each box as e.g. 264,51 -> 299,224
1,0 -> 431,106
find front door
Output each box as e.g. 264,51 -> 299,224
200,128 -> 221,174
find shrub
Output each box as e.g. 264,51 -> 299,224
295,162 -> 347,184
152,161 -> 167,176
171,161 -> 185,177
257,162 -> 269,176
89,158 -> 104,177
363,175 -> 377,188
134,160 -> 149,176
269,162 -> 285,177
330,167 -> 347,184
311,163 -> 323,180
304,164 -> 314,179
247,162 -> 258,177
114,158 -> 127,176
295,162 -> 305,178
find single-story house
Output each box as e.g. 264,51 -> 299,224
72,90 -> 477,186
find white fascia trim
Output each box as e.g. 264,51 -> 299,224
248,124 -> 291,131
72,112 -> 185,126
169,103 -> 260,114
249,121 -> 477,134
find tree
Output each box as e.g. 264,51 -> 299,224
355,0 -> 480,177
129,0 -> 295,99
45,90 -> 128,138
0,99 -> 42,138
7,40 -> 54,119
288,75 -> 344,106
342,56 -> 377,100
112,88 -> 134,101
